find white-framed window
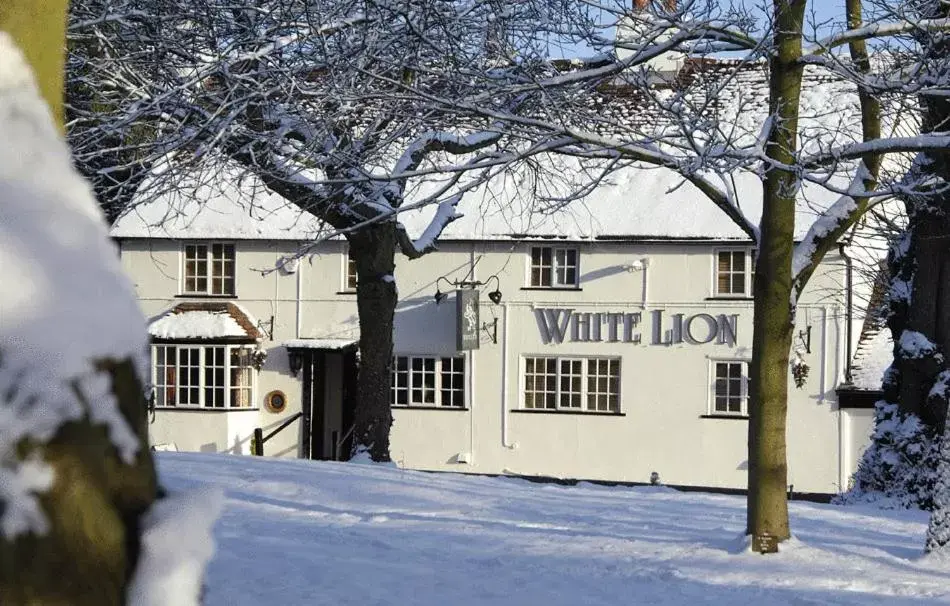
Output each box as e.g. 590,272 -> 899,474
391,355 -> 466,408
183,243 -> 235,295
523,356 -> 621,412
529,246 -> 579,288
711,360 -> 748,415
714,249 -> 751,297
152,343 -> 256,408
343,250 -> 358,291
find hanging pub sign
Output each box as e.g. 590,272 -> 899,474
534,308 -> 739,347
456,289 -> 480,351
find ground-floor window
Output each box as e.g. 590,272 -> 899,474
712,360 -> 747,415
392,355 -> 466,408
523,356 -> 621,412
153,344 -> 256,408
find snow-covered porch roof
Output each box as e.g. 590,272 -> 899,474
148,302 -> 262,342
283,338 -> 358,352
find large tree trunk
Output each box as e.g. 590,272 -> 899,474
894,9 -> 950,430
1,6 -> 160,601
349,223 -> 398,462
0,0 -> 68,129
1,360 -> 159,604
746,0 -> 807,549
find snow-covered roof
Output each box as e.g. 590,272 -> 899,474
112,160 -> 843,243
111,60 -> 883,244
849,328 -> 892,391
111,165 -> 325,240
284,338 -> 358,351
399,163 -> 842,241
148,302 -> 261,341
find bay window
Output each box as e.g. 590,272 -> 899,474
153,343 -> 255,408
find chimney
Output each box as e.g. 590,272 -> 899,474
618,0 -> 683,81
633,0 -> 676,10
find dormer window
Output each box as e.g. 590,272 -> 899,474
183,243 -> 235,296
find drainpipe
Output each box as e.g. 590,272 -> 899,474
468,348 -> 476,464
501,302 -> 516,450
837,243 -> 854,492
839,244 -> 854,383
296,256 -> 303,339
641,257 -> 651,309
817,307 -> 827,404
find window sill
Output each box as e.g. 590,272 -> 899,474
336,291 -> 358,296
154,407 -> 260,412
520,286 -> 582,292
392,406 -> 469,411
175,294 -> 239,300
705,296 -> 753,301
512,409 -> 624,416
700,414 -> 749,420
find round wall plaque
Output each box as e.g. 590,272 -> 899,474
264,390 -> 287,413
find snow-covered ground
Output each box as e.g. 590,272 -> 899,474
158,452 -> 950,605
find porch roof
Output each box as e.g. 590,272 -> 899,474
149,302 -> 262,341
284,338 -> 358,352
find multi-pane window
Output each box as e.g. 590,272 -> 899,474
345,254 -> 358,291
152,344 -> 255,408
524,356 -> 621,412
391,355 -> 465,408
713,361 -> 747,415
529,246 -> 579,287
183,243 -> 235,295
716,250 -> 748,296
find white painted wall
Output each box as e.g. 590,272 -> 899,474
118,236 -> 868,494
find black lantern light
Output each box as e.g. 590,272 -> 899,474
287,349 -> 303,377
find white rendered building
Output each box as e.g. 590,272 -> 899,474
111,157 -> 880,497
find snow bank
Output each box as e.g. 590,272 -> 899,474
0,32 -> 145,538
156,452 -> 947,606
128,487 -> 224,606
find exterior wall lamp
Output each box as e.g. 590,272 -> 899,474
287,348 -> 303,377
433,274 -> 502,306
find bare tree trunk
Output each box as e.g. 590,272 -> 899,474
349,223 -> 398,462
1,6 -> 159,601
895,11 -> 950,430
0,0 -> 68,129
746,0 -> 807,548
1,360 -> 158,604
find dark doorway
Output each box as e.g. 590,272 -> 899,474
300,350 -> 326,460
339,350 -> 359,461
293,344 -> 360,461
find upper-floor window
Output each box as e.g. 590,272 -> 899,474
529,246 -> 578,288
712,360 -> 747,416
523,356 -> 620,412
183,243 -> 235,295
391,355 -> 465,408
344,251 -> 358,291
152,344 -> 254,409
715,250 -> 750,297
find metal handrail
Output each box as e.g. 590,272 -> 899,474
252,412 -> 303,456
335,424 -> 356,461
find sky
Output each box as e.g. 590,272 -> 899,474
549,1 -> 848,60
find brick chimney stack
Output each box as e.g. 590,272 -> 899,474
633,0 -> 676,9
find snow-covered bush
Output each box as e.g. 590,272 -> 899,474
926,421 -> 950,552
843,399 -> 938,509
